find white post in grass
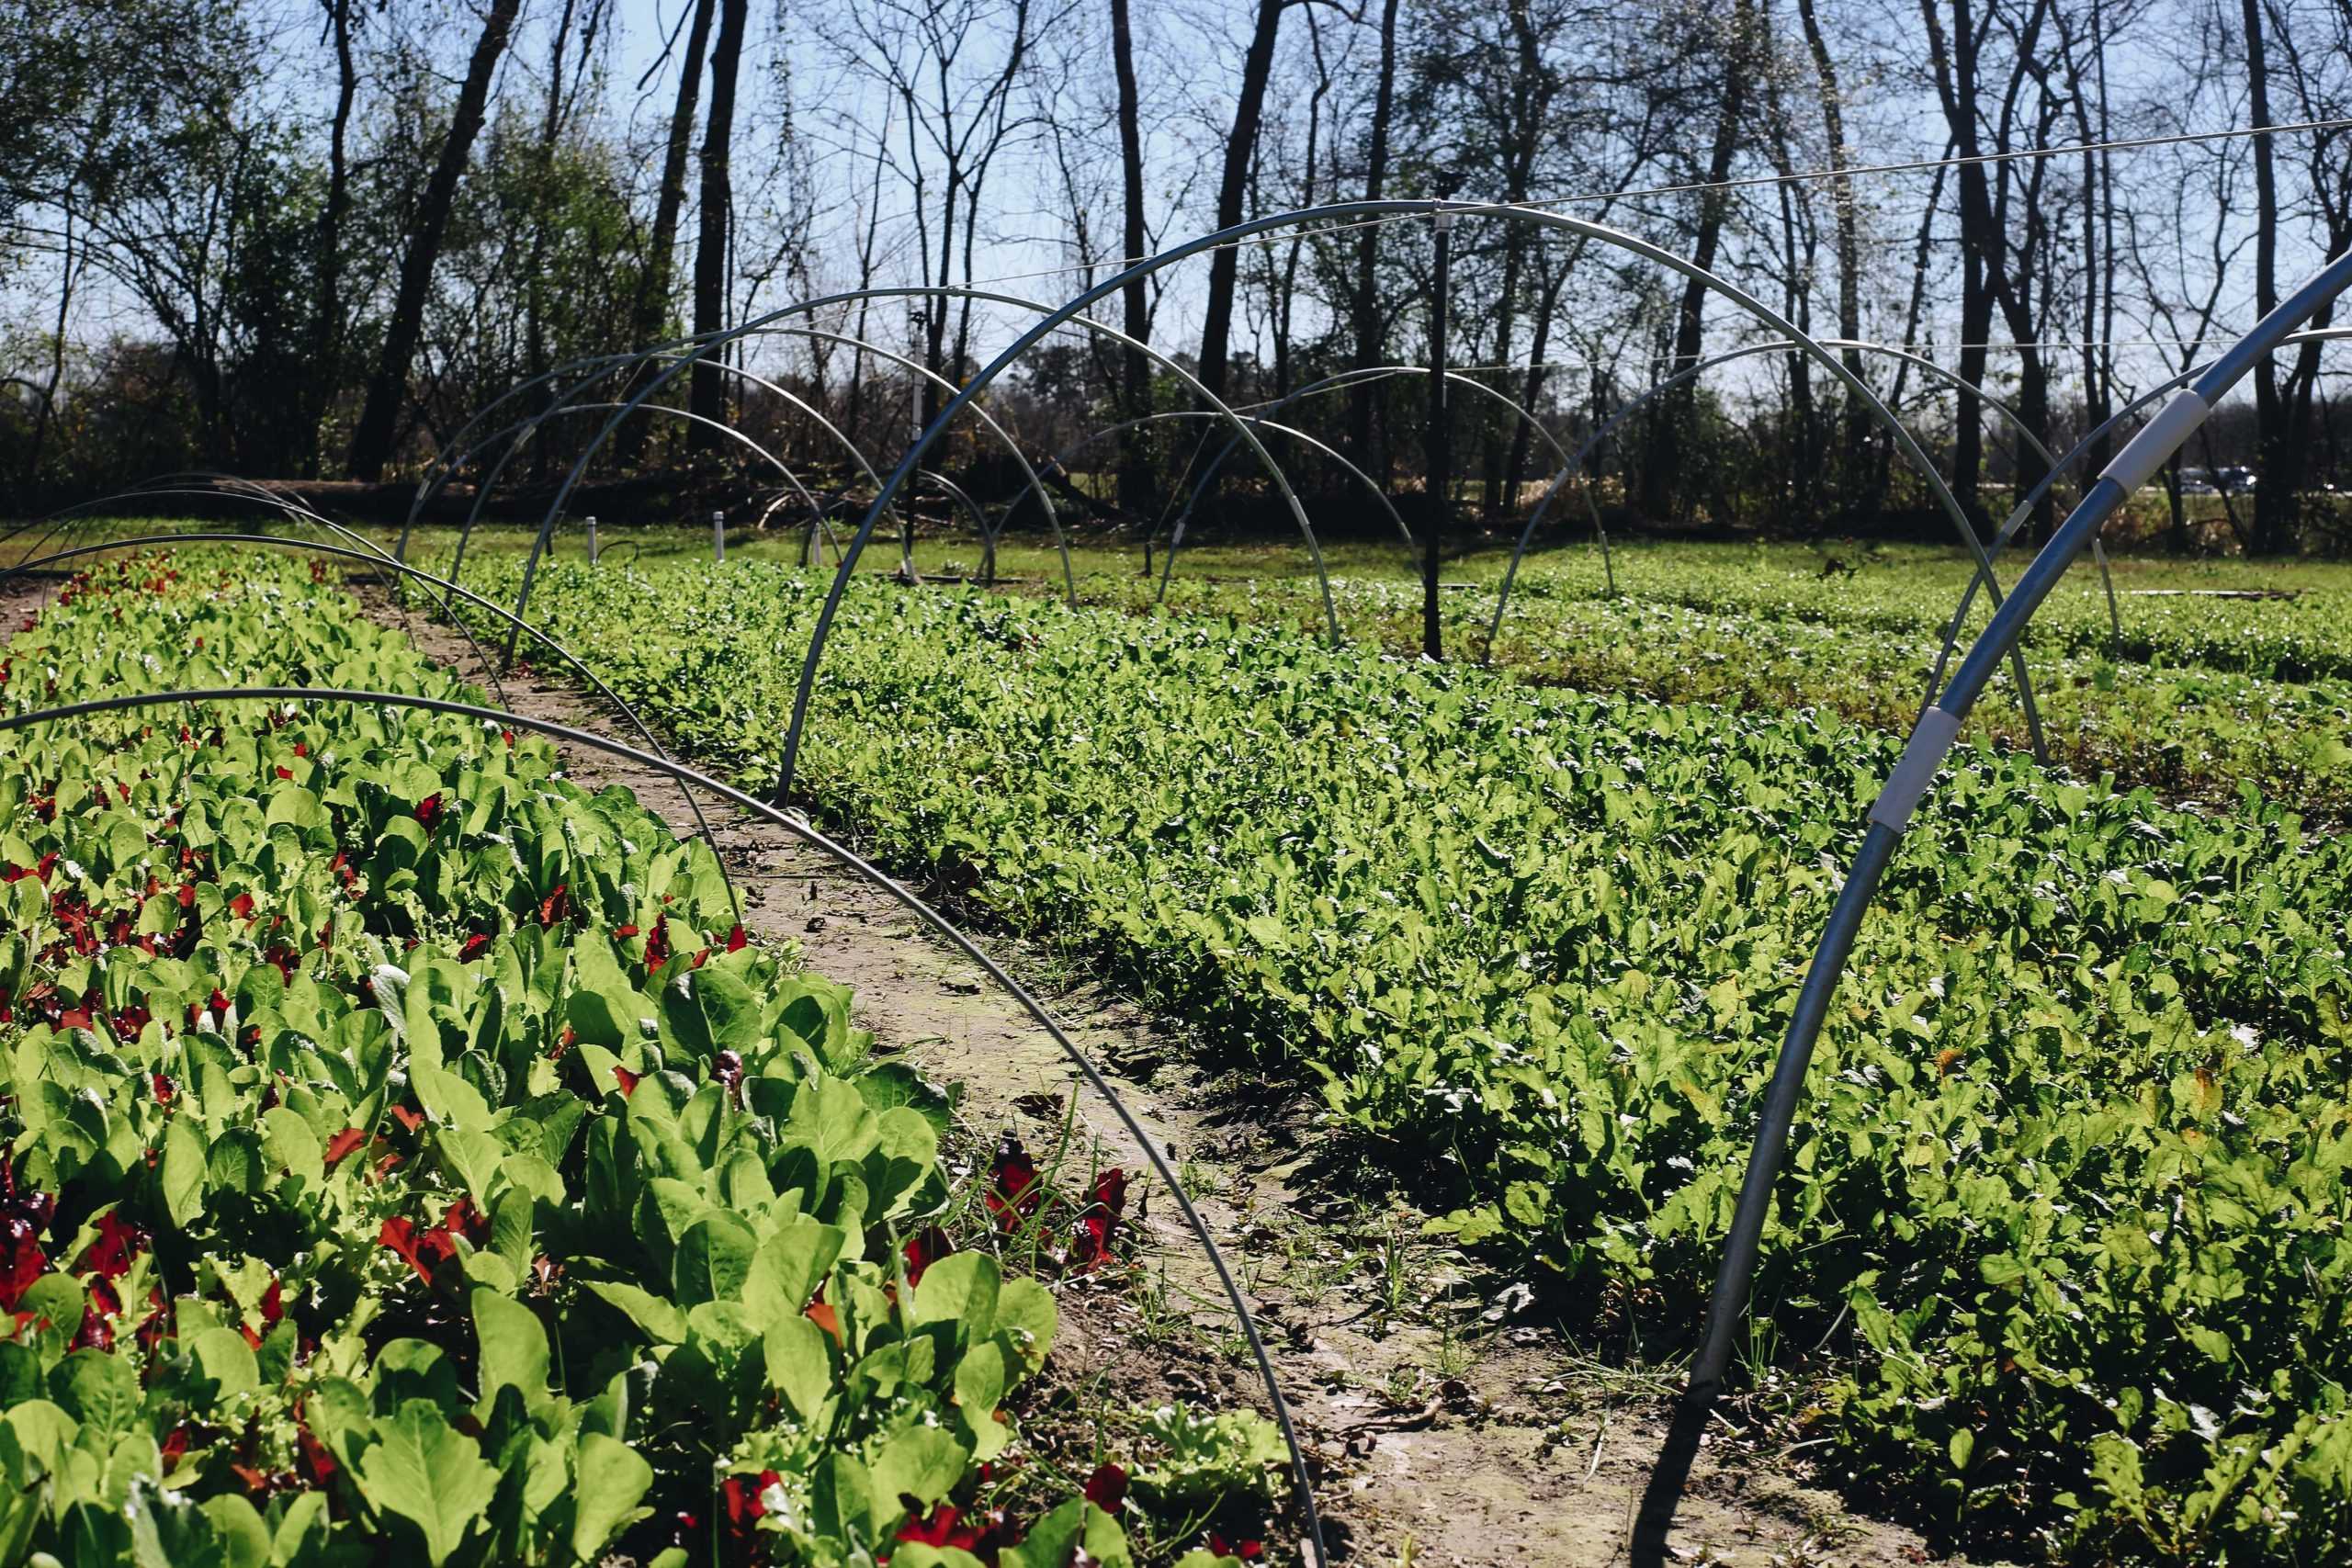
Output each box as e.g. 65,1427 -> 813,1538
713,508 -> 726,564
585,515 -> 598,565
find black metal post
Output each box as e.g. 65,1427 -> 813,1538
904,306 -> 927,577
1423,209 -> 1454,660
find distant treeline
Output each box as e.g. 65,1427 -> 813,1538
4,0 -> 2349,552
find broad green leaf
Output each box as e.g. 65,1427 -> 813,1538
267,1490 -> 335,1565
469,1290 -> 549,1414
570,1433 -> 655,1561
410,1060 -> 494,1133
991,1278 -> 1057,1369
264,785 -> 328,833
50,1349 -> 141,1438
6,1399 -> 77,1472
437,1128 -> 508,1209
262,1107 -> 323,1190
689,964 -> 762,1055
783,1074 -> 878,1168
673,1213 -> 757,1308
763,1314 -> 833,1422
354,1400 -> 499,1566
583,1282 -> 687,1346
130,1481 -> 228,1568
954,1339 -> 1011,1425
162,1115 -> 208,1229
199,1495 -> 271,1568
999,1499 -> 1132,1568
871,1426 -> 967,1513
187,1327 -> 261,1399
743,1218 -> 845,1332
911,1251 -> 999,1341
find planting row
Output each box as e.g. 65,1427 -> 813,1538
1094,562 -> 2352,819
456,554 -> 2352,1562
0,557 -> 1271,1567
1461,539 -> 2352,683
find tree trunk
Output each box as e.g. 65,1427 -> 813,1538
1638,0 -> 1751,520
2242,0 -> 2299,553
346,0 -> 521,481
1197,0 -> 1286,400
843,124 -> 889,457
25,209 -> 77,489
1349,0 -> 1400,474
304,0 -> 358,479
1506,254 -> 1570,521
2085,0 -> 2117,475
1111,0 -> 1151,514
1795,0 -> 1863,479
690,0 -> 750,450
525,0 -> 581,481
1480,0 -> 1550,525
1480,232 -> 1524,523
1920,0 -> 1999,531
1869,151 -> 1951,510
1953,248 -> 1992,530
619,0 -> 715,466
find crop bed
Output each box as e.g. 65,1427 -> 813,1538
453,553 -> 2352,1562
0,557 -> 1272,1567
1112,553 -> 2352,818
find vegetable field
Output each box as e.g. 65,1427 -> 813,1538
0,557 -> 1276,1567
19,0 -> 2352,1559
1114,543 -> 2352,819
432,548 -> 2352,1561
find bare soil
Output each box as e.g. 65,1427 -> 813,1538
361,585 -> 1982,1568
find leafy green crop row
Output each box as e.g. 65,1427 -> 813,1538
456,554 -> 2352,1562
1027,536 -> 2352,682
1118,573 -> 2352,820
0,557 -> 1260,1568
881,536 -> 2352,818
1462,540 -> 2352,683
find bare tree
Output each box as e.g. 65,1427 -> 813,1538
614,0 -> 714,467
2240,0 -> 2352,549
1917,0 -> 2072,537
825,0 -> 1053,429
2120,123 -> 2251,551
1794,0 -> 1863,478
302,0 -> 368,478
1111,0 -> 1151,510
1347,0 -> 1401,469
1196,0 -> 1293,400
348,0 -> 523,480
688,0 -> 748,447
1638,0 -> 1756,519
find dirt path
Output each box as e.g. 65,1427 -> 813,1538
363,586 -> 1974,1568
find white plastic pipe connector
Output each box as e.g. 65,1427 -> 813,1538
1867,707 -> 1962,833
2099,389 -> 2211,495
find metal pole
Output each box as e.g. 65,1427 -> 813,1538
1424,210 -> 1454,660
713,509 -> 725,564
585,514 -> 598,565
1685,242 -> 2352,1405
906,307 -> 927,578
